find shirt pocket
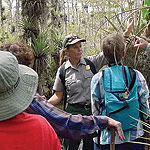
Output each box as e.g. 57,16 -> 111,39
65,78 -> 80,96
83,70 -> 93,88
83,70 -> 93,80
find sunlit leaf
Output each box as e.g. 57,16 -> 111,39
145,0 -> 150,6
142,9 -> 149,19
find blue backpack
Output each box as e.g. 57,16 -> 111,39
102,65 -> 140,130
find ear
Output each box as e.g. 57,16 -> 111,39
64,48 -> 68,54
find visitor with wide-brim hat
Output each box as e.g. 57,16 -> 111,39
0,51 -> 61,150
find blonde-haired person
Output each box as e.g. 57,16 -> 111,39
91,33 -> 149,150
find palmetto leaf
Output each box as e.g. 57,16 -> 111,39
129,141 -> 150,146
31,27 -> 64,57
128,109 -> 150,146
131,136 -> 150,140
30,26 -> 64,76
31,29 -> 51,57
18,17 -> 39,39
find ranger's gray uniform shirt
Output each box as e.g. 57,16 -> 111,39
53,52 -> 107,104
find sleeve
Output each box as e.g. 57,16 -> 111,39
91,72 -> 103,116
146,43 -> 150,52
87,51 -> 107,72
53,67 -> 64,91
29,93 -> 108,140
136,70 -> 149,119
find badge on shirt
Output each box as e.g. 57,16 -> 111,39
85,65 -> 90,71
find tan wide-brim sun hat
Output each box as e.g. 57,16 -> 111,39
0,51 -> 38,121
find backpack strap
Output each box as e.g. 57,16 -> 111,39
59,63 -> 66,86
84,58 -> 97,75
122,66 -> 136,91
122,66 -> 128,88
128,67 -> 136,91
59,63 -> 67,110
123,67 -> 147,122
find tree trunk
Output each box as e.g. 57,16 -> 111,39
0,0 -> 4,43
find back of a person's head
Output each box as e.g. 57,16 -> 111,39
0,42 -> 34,68
0,51 -> 38,121
102,33 -> 125,65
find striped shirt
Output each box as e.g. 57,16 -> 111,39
29,94 -> 108,140
146,43 -> 150,52
91,68 -> 149,145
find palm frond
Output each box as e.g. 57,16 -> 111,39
128,109 -> 150,146
129,115 -> 150,129
129,141 -> 150,146
31,29 -> 51,57
138,108 -> 150,118
131,136 -> 150,140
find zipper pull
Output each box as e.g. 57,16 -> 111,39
124,88 -> 129,99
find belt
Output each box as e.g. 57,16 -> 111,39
69,103 -> 91,110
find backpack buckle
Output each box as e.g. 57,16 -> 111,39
84,104 -> 90,110
124,91 -> 129,99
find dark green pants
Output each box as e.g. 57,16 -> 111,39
63,104 -> 94,150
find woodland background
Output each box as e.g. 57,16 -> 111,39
0,0 -> 150,98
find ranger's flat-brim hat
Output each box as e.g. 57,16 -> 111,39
63,34 -> 86,49
0,51 -> 38,121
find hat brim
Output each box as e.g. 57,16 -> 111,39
67,39 -> 86,47
0,65 -> 38,121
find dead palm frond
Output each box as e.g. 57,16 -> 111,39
128,109 -> 150,146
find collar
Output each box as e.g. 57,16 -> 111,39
64,58 -> 86,70
108,62 -> 122,67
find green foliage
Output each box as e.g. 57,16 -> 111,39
0,30 -> 17,45
31,29 -> 51,57
142,9 -> 149,19
31,26 -> 64,57
48,27 -> 64,52
83,48 -> 99,57
142,0 -> 150,25
2,0 -> 150,94
19,17 -> 39,40
145,0 -> 150,5
136,52 -> 150,88
30,26 -> 64,96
